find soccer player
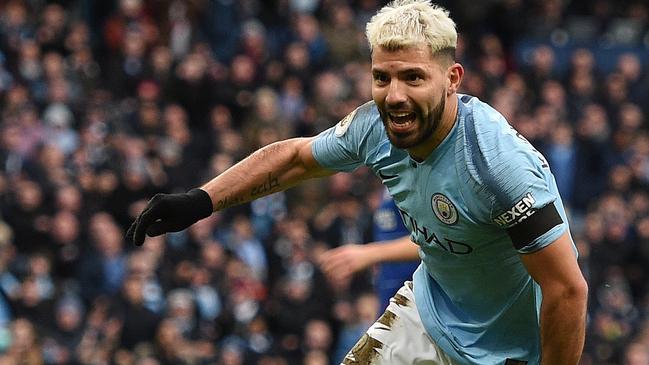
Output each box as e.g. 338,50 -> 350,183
319,188 -> 419,312
127,1 -> 588,364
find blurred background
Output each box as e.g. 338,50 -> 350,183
0,0 -> 647,364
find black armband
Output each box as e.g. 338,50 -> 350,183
506,203 -> 563,250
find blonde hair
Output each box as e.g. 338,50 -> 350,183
366,0 -> 457,57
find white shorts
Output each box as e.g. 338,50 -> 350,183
341,282 -> 457,365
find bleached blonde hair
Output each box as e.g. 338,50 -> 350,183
366,0 -> 457,58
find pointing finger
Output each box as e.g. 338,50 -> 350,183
126,220 -> 137,243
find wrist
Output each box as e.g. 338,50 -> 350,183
187,188 -> 213,219
364,243 -> 384,266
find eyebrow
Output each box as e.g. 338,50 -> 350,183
371,67 -> 427,76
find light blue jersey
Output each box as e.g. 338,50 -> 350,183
312,95 -> 572,365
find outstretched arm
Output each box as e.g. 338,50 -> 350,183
127,137 -> 334,245
520,232 -> 588,365
319,235 -> 419,283
201,137 -> 333,211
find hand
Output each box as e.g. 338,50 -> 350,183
318,244 -> 373,283
126,188 -> 213,246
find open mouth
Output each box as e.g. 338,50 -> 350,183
388,112 -> 416,132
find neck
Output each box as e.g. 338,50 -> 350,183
408,94 -> 458,161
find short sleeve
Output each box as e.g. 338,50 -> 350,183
312,101 -> 380,172
488,147 -> 566,253
464,102 -> 567,253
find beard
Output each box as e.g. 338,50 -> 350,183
379,92 -> 446,149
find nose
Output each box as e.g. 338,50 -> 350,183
385,80 -> 407,106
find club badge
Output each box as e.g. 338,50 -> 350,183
431,193 -> 458,225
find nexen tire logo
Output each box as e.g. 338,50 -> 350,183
494,193 -> 537,227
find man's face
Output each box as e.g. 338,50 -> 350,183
371,46 -> 448,149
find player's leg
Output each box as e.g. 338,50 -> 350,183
341,282 -> 456,365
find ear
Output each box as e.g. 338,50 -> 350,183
446,63 -> 464,96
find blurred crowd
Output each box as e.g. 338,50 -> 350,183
0,0 -> 647,364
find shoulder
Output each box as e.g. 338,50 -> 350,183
311,101 -> 386,171
334,100 -> 382,138
460,94 -> 516,155
456,94 -> 555,207
458,95 -> 543,182
330,100 -> 389,157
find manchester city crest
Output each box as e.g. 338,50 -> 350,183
431,193 -> 458,225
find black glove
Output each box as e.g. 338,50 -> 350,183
126,188 -> 213,246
